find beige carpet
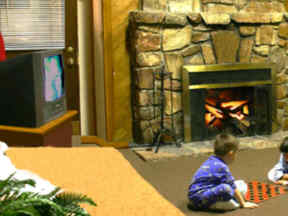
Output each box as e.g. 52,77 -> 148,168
6,147 -> 185,216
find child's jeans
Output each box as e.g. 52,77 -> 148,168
208,180 -> 247,211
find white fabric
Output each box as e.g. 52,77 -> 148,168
209,180 -> 247,211
0,141 -> 8,154
0,142 -> 61,195
209,199 -> 240,211
268,153 -> 288,183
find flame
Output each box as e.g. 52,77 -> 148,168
213,118 -> 223,128
205,104 -> 224,119
229,111 -> 245,121
221,100 -> 248,110
243,105 -> 249,115
204,91 -> 251,129
205,113 -> 216,125
205,98 -> 217,106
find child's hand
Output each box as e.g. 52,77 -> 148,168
242,202 -> 258,209
275,180 -> 288,185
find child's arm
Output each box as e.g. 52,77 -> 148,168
275,175 -> 288,185
280,174 -> 288,180
234,189 -> 258,209
268,154 -> 286,183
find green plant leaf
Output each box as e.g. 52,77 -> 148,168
2,206 -> 41,216
0,174 -> 96,216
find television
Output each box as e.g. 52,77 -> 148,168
0,50 -> 67,127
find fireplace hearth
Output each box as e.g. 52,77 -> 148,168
128,1 -> 288,146
183,63 -> 275,142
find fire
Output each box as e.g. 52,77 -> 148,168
205,104 -> 223,119
243,105 -> 249,115
205,95 -> 250,131
221,100 -> 248,110
229,111 -> 245,121
205,113 -> 215,125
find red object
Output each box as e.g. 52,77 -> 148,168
245,181 -> 287,203
0,33 -> 6,61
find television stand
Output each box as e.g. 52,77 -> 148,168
0,110 -> 77,147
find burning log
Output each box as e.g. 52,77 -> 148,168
239,118 -> 250,127
205,104 -> 223,119
230,118 -> 248,134
221,100 -> 248,111
229,111 -> 245,121
205,98 -> 250,132
205,113 -> 216,125
243,105 -> 249,115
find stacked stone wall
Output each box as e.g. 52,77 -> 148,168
129,10 -> 288,144
140,0 -> 287,13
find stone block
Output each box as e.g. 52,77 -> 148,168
269,46 -> 288,73
168,0 -> 193,13
201,13 -> 231,25
163,26 -> 192,51
204,3 -> 237,13
211,30 -> 240,63
136,52 -> 164,67
243,1 -> 286,13
191,32 -> 210,43
130,11 -> 165,24
276,72 -> 288,84
253,45 -> 270,56
138,90 -> 154,106
232,13 -> 282,24
256,25 -> 277,45
181,44 -> 201,57
279,22 -> 288,39
201,43 -> 216,64
187,13 -> 202,24
136,67 -> 158,89
165,53 -> 184,79
164,79 -> 182,90
277,100 -> 286,109
142,0 -> 168,12
137,107 -> 156,120
135,31 -> 161,52
278,38 -> 287,47
164,13 -> 187,26
251,55 -> 267,63
239,26 -> 256,36
275,84 -> 287,99
184,53 -> 204,65
239,38 -> 254,63
164,91 -> 182,115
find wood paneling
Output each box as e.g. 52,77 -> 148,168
81,136 -> 129,148
99,0 -> 138,145
102,0 -> 114,141
110,0 -> 137,142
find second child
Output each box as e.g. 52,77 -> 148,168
268,137 -> 288,185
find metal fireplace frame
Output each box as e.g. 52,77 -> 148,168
182,63 -> 277,143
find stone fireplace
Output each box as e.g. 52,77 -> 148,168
128,0 -> 288,145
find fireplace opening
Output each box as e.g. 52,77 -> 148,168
205,87 -> 253,134
183,63 -> 275,142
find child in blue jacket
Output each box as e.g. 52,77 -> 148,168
188,133 -> 258,211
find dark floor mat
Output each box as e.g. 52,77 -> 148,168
119,148 -> 288,216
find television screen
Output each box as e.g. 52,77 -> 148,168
44,55 -> 65,102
